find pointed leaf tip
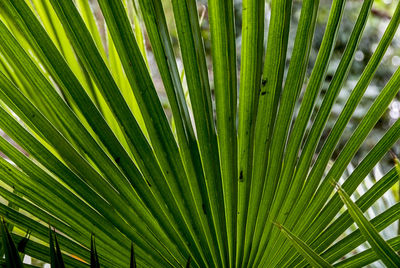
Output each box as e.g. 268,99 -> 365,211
17,229 -> 31,253
186,256 -> 191,268
49,226 -> 65,268
337,186 -> 400,267
130,243 -> 136,268
275,223 -> 333,267
391,151 -> 400,175
1,218 -> 23,268
91,234 -> 100,268
272,221 -> 282,229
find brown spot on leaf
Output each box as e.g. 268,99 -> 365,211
262,78 -> 268,86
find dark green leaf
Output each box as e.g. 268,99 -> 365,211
49,227 -> 65,268
130,243 -> 136,268
17,230 -> 30,253
1,218 -> 23,268
90,234 -> 100,268
186,255 -> 191,268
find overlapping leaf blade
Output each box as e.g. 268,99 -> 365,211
337,184 -> 400,267
1,219 -> 23,268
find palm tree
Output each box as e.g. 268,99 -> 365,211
0,0 -> 399,266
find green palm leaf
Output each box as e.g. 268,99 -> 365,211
337,183 -> 400,267
49,227 -> 65,268
273,222 -> 333,268
0,0 -> 399,267
1,219 -> 23,268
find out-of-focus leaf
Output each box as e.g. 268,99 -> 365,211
186,255 -> 191,268
17,229 -> 31,253
49,227 -> 65,268
91,234 -> 100,268
130,243 -> 136,268
1,218 -> 23,268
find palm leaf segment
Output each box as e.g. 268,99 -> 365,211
0,0 -> 399,267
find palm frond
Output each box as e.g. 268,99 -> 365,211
0,0 -> 399,267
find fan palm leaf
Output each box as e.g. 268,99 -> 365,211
0,0 -> 399,267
